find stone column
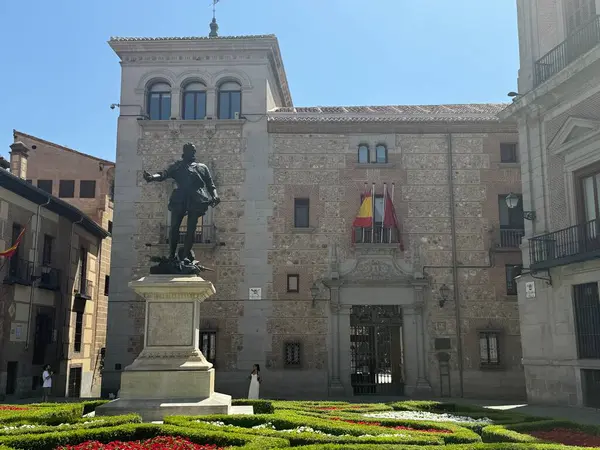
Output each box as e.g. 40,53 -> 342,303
328,286 -> 345,396
96,275 -> 231,421
414,287 -> 432,393
402,306 -> 419,394
338,305 -> 352,396
170,88 -> 181,119
206,88 -> 217,119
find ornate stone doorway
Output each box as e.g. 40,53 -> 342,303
350,305 -> 404,395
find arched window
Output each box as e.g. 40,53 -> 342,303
358,145 -> 369,163
218,81 -> 241,120
182,82 -> 207,120
147,82 -> 171,120
375,144 -> 388,163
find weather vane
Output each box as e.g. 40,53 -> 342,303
212,0 -> 219,20
209,0 -> 220,37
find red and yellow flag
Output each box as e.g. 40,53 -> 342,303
0,227 -> 26,258
352,193 -> 373,228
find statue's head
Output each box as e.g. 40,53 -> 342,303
182,143 -> 196,162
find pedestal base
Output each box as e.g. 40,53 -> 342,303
96,392 -> 232,422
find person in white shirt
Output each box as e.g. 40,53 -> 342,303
42,365 -> 52,402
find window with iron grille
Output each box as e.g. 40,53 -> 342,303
42,234 -> 53,265
74,311 -> 84,353
573,282 -> 600,359
500,143 -> 518,163
479,332 -> 500,366
200,331 -> 216,365
284,342 -> 301,367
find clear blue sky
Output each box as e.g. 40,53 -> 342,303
0,0 -> 518,162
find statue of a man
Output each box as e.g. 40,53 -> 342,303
143,143 -> 220,262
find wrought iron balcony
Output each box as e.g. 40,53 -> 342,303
164,224 -> 216,245
354,227 -> 400,244
75,279 -> 94,300
529,219 -> 600,270
3,258 -> 34,285
37,265 -> 61,291
497,228 -> 525,249
534,15 -> 600,87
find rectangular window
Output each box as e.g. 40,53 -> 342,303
200,331 -> 216,364
565,0 -> 596,34
32,313 -> 52,365
74,311 -> 84,353
505,264 -> 522,295
59,180 -> 75,198
500,143 -> 518,163
582,369 -> 600,408
183,91 -> 207,120
284,342 -> 301,367
498,194 -> 525,229
37,179 -> 53,194
375,145 -> 387,163
79,180 -> 96,198
79,247 -> 87,294
42,234 -> 53,265
577,166 -> 600,223
358,145 -> 369,163
149,92 -> 171,120
479,332 -> 500,366
573,282 -> 600,359
218,91 -> 242,120
287,274 -> 299,293
294,198 -> 310,228
107,220 -> 113,234
374,195 -> 384,224
104,275 -> 110,296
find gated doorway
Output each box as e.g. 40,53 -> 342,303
350,305 -> 404,395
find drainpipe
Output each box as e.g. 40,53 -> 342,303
91,222 -> 104,392
24,197 -> 51,350
447,133 -> 464,398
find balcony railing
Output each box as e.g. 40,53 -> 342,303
3,258 -> 34,285
164,224 -> 216,245
75,279 -> 94,300
534,15 -> 600,87
529,219 -> 600,270
354,227 -> 400,244
497,228 -> 525,249
37,265 -> 61,291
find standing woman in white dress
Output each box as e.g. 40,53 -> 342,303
247,364 -> 261,399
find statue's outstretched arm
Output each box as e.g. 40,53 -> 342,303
143,169 -> 168,183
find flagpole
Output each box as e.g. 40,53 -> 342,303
390,183 -> 395,244
362,182 -> 367,243
371,183 -> 375,243
381,183 -> 386,243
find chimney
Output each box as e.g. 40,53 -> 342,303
9,141 -> 30,179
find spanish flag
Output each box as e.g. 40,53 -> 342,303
0,227 -> 26,259
353,193 -> 373,228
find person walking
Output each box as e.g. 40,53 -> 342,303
42,365 -> 52,402
247,364 -> 261,399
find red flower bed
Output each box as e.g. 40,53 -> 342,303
529,428 -> 600,447
58,436 -> 223,450
331,418 -> 451,434
0,406 -> 30,411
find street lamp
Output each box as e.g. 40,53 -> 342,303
439,284 -> 450,308
505,193 -> 536,221
310,283 -> 319,307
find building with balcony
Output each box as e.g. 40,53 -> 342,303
103,27 -> 525,400
499,0 -> 600,408
0,164 -> 109,399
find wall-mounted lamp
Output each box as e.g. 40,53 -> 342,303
310,283 -> 319,308
439,284 -> 450,308
505,192 -> 536,221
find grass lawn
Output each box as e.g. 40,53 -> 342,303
0,399 -> 599,449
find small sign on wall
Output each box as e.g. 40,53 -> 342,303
249,288 -> 262,300
525,281 -> 536,298
10,323 -> 25,342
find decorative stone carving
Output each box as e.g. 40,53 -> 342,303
341,256 -> 413,283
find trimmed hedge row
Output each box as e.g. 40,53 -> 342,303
0,423 -> 289,450
271,401 -> 393,414
165,411 -> 481,446
232,399 -> 274,414
0,404 -> 83,426
292,444 -> 596,450
0,414 -> 141,436
482,419 -> 600,444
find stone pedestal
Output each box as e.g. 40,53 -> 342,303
96,275 -> 231,422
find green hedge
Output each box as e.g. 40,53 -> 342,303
0,423 -> 289,450
481,419 -> 600,444
272,401 -> 392,414
0,404 -> 83,426
164,411 -> 482,446
81,400 -> 109,415
292,444 -> 595,450
0,414 -> 141,437
232,399 -> 275,414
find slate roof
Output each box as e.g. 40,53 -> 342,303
268,104 -> 509,123
109,35 -> 277,42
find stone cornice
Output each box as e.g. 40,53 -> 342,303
108,36 -> 292,107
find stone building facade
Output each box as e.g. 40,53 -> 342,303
11,130 -> 115,392
104,33 -> 526,400
0,157 -> 109,398
500,0 -> 600,407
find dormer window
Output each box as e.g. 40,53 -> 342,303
218,81 -> 241,120
147,82 -> 171,120
182,82 -> 207,120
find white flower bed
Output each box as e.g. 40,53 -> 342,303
363,411 -> 493,424
1,420 -> 101,432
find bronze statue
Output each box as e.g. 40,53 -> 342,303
143,143 -> 220,274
